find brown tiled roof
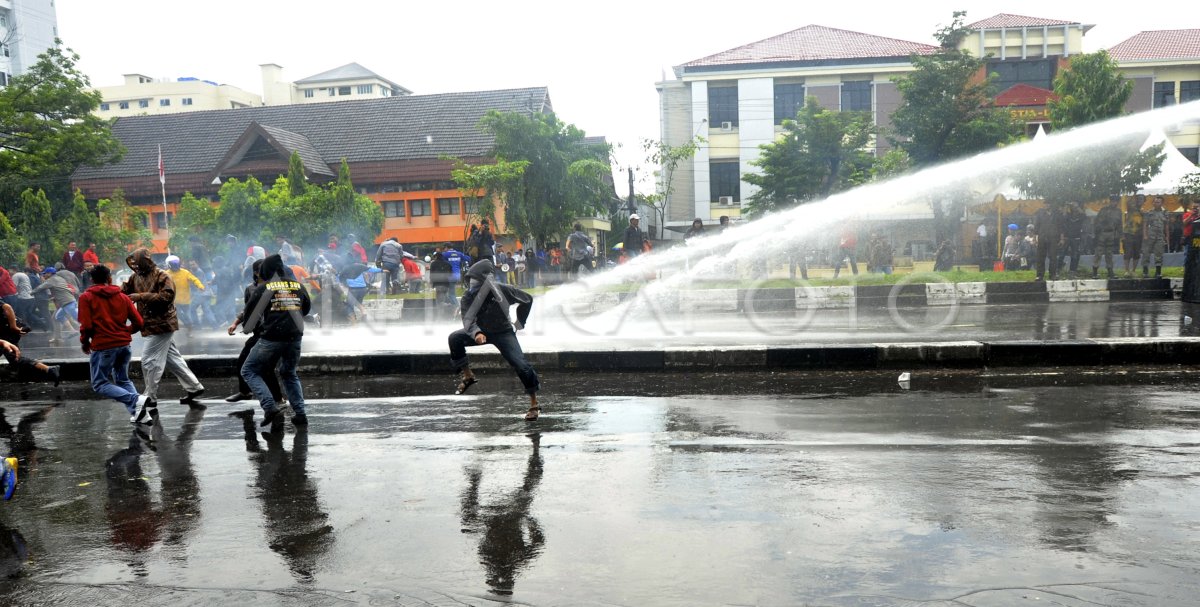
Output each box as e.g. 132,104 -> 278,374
994,84 -> 1058,107
73,87 -> 552,181
967,14 -> 1080,29
678,25 -> 938,70
1109,29 -> 1200,61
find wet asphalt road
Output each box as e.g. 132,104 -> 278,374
0,371 -> 1198,606
13,300 -> 1188,362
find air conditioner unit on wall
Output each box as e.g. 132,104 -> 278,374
720,121 -> 733,131
718,196 -> 734,205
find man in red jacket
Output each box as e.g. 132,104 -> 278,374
79,264 -> 154,425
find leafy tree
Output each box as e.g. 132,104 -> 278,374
262,161 -> 382,249
95,189 -> 152,261
1178,171 -> 1200,202
0,211 -> 24,266
0,43 -> 123,211
56,190 -> 102,252
888,12 -> 1021,243
642,136 -> 702,238
889,12 -> 1020,166
743,97 -> 875,218
452,110 -> 612,248
168,192 -> 218,253
871,149 -> 913,181
215,177 -> 269,244
11,188 -> 55,253
1048,51 -> 1132,126
287,151 -> 307,198
1016,50 -> 1163,204
451,157 -> 528,238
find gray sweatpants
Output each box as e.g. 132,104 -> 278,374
140,331 -> 203,400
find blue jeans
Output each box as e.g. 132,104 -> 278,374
241,337 -> 305,415
448,329 -> 539,394
90,345 -> 139,413
54,301 -> 78,322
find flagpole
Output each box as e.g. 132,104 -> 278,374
159,144 -> 170,253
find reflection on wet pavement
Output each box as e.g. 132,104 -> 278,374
0,372 -> 1196,605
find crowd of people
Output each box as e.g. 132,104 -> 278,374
999,195 -> 1193,280
1,226 -> 548,430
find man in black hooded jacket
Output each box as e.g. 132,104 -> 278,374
240,254 -> 312,429
448,259 -> 540,420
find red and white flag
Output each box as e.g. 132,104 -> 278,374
158,144 -> 165,185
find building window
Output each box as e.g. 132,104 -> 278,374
118,101 -> 129,109
709,161 -> 740,203
1180,81 -> 1200,104
159,98 -> 171,107
100,102 -> 109,111
383,201 -> 405,218
437,197 -> 460,215
774,82 -> 805,125
357,84 -> 374,95
182,98 -> 193,106
841,81 -> 872,112
409,199 -> 431,217
382,88 -> 391,97
152,212 -> 174,231
1179,147 -> 1198,166
0,15 -> 6,28
327,88 -> 335,97
708,84 -> 738,127
338,86 -> 351,96
138,99 -> 149,108
2,44 -> 8,57
464,197 -> 484,214
303,88 -> 314,98
1153,81 -> 1176,108
987,58 -> 1054,93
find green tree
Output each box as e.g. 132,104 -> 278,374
286,151 -> 307,198
0,211 -> 24,266
11,188 -> 56,253
1048,51 -> 1132,126
215,177 -> 270,243
56,190 -> 102,252
0,43 -> 123,212
259,164 -> 383,251
168,192 -> 219,253
452,110 -> 612,248
95,189 -> 152,261
642,136 -> 702,238
889,12 -> 1020,166
743,97 -> 876,218
1016,50 -> 1163,204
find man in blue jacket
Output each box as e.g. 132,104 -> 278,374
448,259 -> 540,420
441,241 -> 470,305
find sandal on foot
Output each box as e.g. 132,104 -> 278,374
524,406 -> 541,421
455,377 -> 477,395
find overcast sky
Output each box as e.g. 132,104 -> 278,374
57,1 -> 1180,194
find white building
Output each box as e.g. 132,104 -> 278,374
92,62 -> 413,117
262,62 -> 411,106
0,0 -> 58,85
94,74 -> 263,116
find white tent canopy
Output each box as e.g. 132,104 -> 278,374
1138,128 -> 1198,195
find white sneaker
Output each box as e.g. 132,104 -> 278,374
130,395 -> 157,425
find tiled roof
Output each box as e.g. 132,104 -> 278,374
296,62 -> 383,84
994,83 -> 1058,107
257,124 -> 333,176
73,87 -> 551,181
679,25 -> 939,70
967,14 -> 1080,29
1109,29 -> 1200,61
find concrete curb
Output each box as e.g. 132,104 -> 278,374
17,337 -> 1200,384
362,279 -> 1177,319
